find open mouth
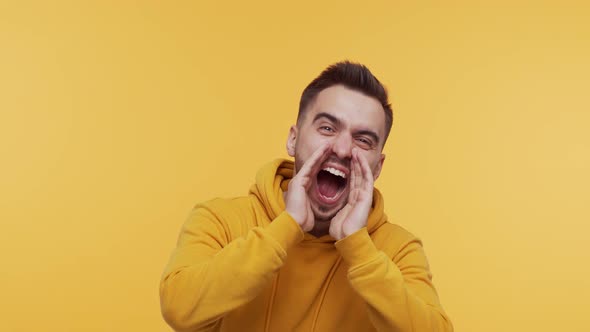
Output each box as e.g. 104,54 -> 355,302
315,166 -> 348,204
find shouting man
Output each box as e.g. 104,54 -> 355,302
160,61 -> 453,331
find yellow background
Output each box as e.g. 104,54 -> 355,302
1,1 -> 589,331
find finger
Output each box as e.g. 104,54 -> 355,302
356,151 -> 374,190
332,203 -> 351,224
296,142 -> 331,182
349,150 -> 357,193
348,188 -> 359,204
330,203 -> 352,238
303,202 -> 314,232
353,149 -> 363,190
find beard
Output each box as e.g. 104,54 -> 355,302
312,201 -> 343,222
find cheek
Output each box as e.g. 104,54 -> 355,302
296,136 -> 327,157
363,155 -> 382,174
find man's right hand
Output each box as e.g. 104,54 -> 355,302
284,143 -> 331,232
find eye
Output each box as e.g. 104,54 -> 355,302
319,126 -> 334,133
355,137 -> 372,147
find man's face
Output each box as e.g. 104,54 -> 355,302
286,84 -> 386,222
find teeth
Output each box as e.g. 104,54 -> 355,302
323,167 -> 346,178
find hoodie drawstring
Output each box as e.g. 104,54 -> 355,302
310,256 -> 342,332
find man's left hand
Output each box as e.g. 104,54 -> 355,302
329,148 -> 374,241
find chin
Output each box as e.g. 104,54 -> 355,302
312,201 -> 346,222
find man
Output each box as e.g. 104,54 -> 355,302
160,61 -> 453,331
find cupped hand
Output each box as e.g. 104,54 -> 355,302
284,143 -> 331,232
329,148 -> 374,240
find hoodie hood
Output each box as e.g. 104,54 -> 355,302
249,158 -> 388,242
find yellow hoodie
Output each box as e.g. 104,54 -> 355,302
160,159 -> 453,332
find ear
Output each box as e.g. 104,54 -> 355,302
286,125 -> 297,157
372,154 -> 385,181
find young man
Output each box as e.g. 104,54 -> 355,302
160,61 -> 453,331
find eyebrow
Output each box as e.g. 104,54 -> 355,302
312,112 -> 381,145
312,112 -> 342,127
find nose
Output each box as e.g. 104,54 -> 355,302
331,133 -> 353,160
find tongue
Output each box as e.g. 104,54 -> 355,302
317,171 -> 341,198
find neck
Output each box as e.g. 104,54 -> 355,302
308,223 -> 330,237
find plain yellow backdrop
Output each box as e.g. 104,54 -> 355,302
1,1 -> 589,331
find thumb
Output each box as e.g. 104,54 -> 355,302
302,201 -> 314,232
329,204 -> 352,239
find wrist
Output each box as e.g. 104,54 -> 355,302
342,223 -> 363,239
285,208 -> 302,225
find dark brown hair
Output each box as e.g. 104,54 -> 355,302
297,61 -> 393,146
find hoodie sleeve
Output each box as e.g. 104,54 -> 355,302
160,203 -> 303,332
334,228 -> 454,332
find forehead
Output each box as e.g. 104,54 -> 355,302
306,85 -> 386,135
